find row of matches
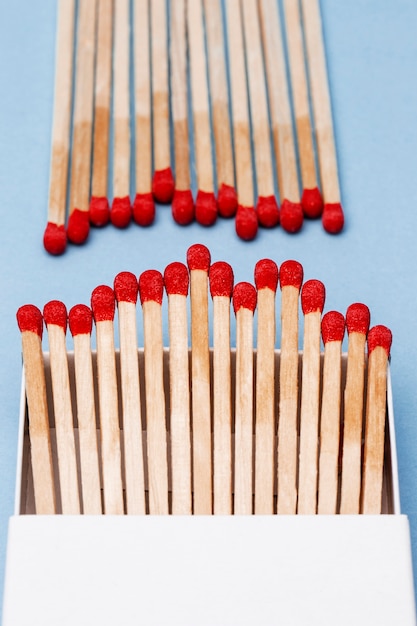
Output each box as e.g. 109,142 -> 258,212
17,244 -> 390,516
44,0 -> 344,255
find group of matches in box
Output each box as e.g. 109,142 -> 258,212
18,244 -> 391,516
44,0 -> 344,256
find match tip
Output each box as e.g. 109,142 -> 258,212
139,269 -> 164,305
164,262 -> 189,296
256,195 -> 280,228
110,196 -> 132,228
322,202 -> 344,234
91,285 -> 115,322
235,205 -> 258,241
254,259 -> 279,292
172,189 -> 195,225
301,279 -> 326,314
89,196 -> 110,227
301,187 -> 323,219
346,303 -> 370,335
367,325 -> 392,356
217,183 -> 237,218
43,222 -> 67,255
43,300 -> 67,331
67,209 -> 90,244
209,261 -> 234,298
186,243 -> 211,271
132,192 -> 155,227
114,271 -> 139,304
152,167 -> 175,204
16,304 -> 43,337
321,311 -> 345,344
195,190 -> 218,226
68,304 -> 93,336
233,282 -> 257,314
280,199 -> 304,233
279,260 -> 304,290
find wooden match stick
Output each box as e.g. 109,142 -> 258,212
89,0 -> 113,228
317,310 -> 345,515
164,262 -> 192,515
66,0 -> 97,245
283,0 -> 323,220
300,0 -> 344,233
277,260 -> 303,514
43,301 -> 80,514
16,306 -> 56,514
241,0 -> 279,229
297,279 -> 326,514
339,303 -> 370,514
186,244 -> 212,514
254,259 -> 278,514
170,0 -> 194,226
138,270 -> 169,514
110,0 -> 132,228
43,0 -> 76,255
209,261 -> 234,515
225,0 -> 258,241
361,325 -> 392,514
132,0 -> 155,227
114,272 -> 146,515
91,285 -> 124,514
203,0 -> 237,218
151,0 -> 174,204
233,282 -> 257,515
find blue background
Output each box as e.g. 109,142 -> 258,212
1,0 -> 417,615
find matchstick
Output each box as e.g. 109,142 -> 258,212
277,260 -> 303,514
68,304 -> 102,514
209,261 -> 234,515
66,0 -> 97,245
254,259 -> 278,514
283,0 -> 323,219
151,0 -> 175,204
297,279 -> 325,514
225,0 -> 258,241
233,282 -> 257,515
43,301 -> 80,514
164,262 -> 192,515
241,0 -> 279,229
204,0 -> 237,218
16,306 -> 56,514
43,0 -> 76,255
91,285 -> 124,514
361,325 -> 392,514
110,0 -> 132,228
186,243 -> 212,514
317,310 -> 345,515
300,0 -> 344,233
170,0 -> 194,226
339,303 -> 370,514
132,0 -> 155,227
89,0 -> 113,227
138,270 -> 169,514
114,272 -> 146,514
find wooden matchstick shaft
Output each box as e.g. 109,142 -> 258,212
151,0 -> 171,172
113,0 -> 130,199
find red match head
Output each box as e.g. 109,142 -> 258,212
280,199 -> 303,233
217,183 -> 237,218
346,303 -> 370,336
256,195 -> 280,228
301,187 -> 323,219
110,196 -> 132,228
89,196 -> 110,227
164,262 -> 189,296
322,203 -> 344,234
16,304 -> 43,338
132,192 -> 155,227
186,243 -> 211,272
254,259 -> 279,292
43,300 -> 68,331
68,304 -> 93,336
209,261 -> 234,298
152,167 -> 175,204
279,260 -> 304,290
138,270 -> 164,305
114,271 -> 139,304
67,209 -> 90,244
233,282 -> 257,314
195,190 -> 218,226
91,285 -> 116,322
235,204 -> 258,241
321,311 -> 345,344
43,222 -> 67,255
367,325 -> 392,357
301,280 -> 326,314
172,189 -> 195,225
